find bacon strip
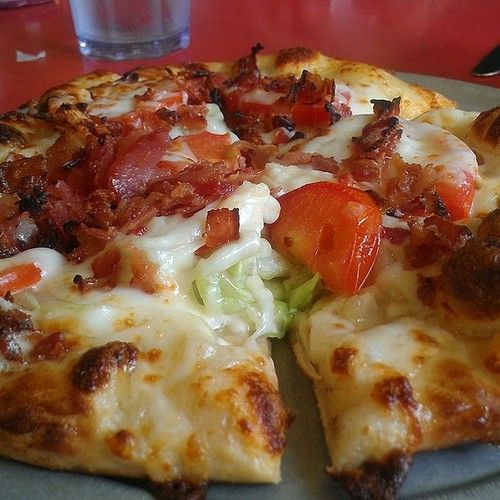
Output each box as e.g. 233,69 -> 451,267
195,208 -> 240,257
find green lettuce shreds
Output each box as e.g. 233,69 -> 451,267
287,272 -> 321,311
193,257 -> 290,339
193,259 -> 321,340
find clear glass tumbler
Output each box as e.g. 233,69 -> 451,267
68,0 -> 190,60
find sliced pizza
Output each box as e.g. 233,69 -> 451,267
0,46 -> 497,500
267,94 -> 499,497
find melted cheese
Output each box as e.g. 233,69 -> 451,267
415,108 -> 500,216
288,107 -> 499,479
0,181 -> 287,482
303,115 -> 477,185
294,297 -> 499,472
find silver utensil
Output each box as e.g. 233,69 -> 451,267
472,45 -> 500,77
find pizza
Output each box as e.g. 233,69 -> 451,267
0,45 -> 498,499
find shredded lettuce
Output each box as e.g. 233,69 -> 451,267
193,239 -> 294,339
287,272 -> 321,311
193,250 -> 322,340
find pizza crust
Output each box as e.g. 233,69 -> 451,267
211,47 -> 455,118
0,310 -> 289,484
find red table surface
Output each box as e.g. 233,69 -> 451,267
0,0 -> 499,113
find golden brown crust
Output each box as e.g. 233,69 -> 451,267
421,354 -> 500,447
252,48 -> 455,118
333,450 -> 412,500
0,362 -> 90,457
27,47 -> 455,122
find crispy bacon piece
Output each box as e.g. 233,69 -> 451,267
371,97 -> 401,118
405,215 -> 473,268
220,49 -> 351,142
148,158 -> 260,215
69,226 -> 115,263
352,105 -> 402,159
275,150 -> 341,177
226,43 -> 264,87
288,70 -> 332,105
236,141 -> 278,170
382,155 -> 450,218
2,155 -> 48,193
195,208 -> 240,257
339,98 -> 403,186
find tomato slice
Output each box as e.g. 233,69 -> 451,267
291,102 -> 331,128
435,173 -> 475,221
108,129 -> 171,198
0,263 -> 42,296
268,182 -> 381,295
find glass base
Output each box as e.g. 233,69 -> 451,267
77,29 -> 189,61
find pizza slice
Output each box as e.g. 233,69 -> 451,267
0,62 -> 296,493
266,98 -> 499,497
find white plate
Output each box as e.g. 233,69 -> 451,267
1,74 -> 499,500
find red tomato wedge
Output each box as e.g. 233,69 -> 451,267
0,263 -> 42,296
435,173 -> 475,221
291,102 -> 331,128
268,182 -> 382,295
108,129 -> 171,198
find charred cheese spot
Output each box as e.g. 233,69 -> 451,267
105,429 -> 136,459
145,348 -> 162,363
30,332 -> 74,361
237,418 -> 252,434
72,341 -> 139,392
143,374 -> 160,384
239,369 -> 290,455
373,376 -> 417,411
185,433 -> 205,463
330,346 -> 358,375
410,330 -> 439,347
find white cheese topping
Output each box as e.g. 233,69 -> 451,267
0,182 -> 285,350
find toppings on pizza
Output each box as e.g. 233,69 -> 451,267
268,182 -> 381,294
0,47 -> 497,500
0,262 -> 41,296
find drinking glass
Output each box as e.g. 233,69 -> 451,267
68,0 -> 190,60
